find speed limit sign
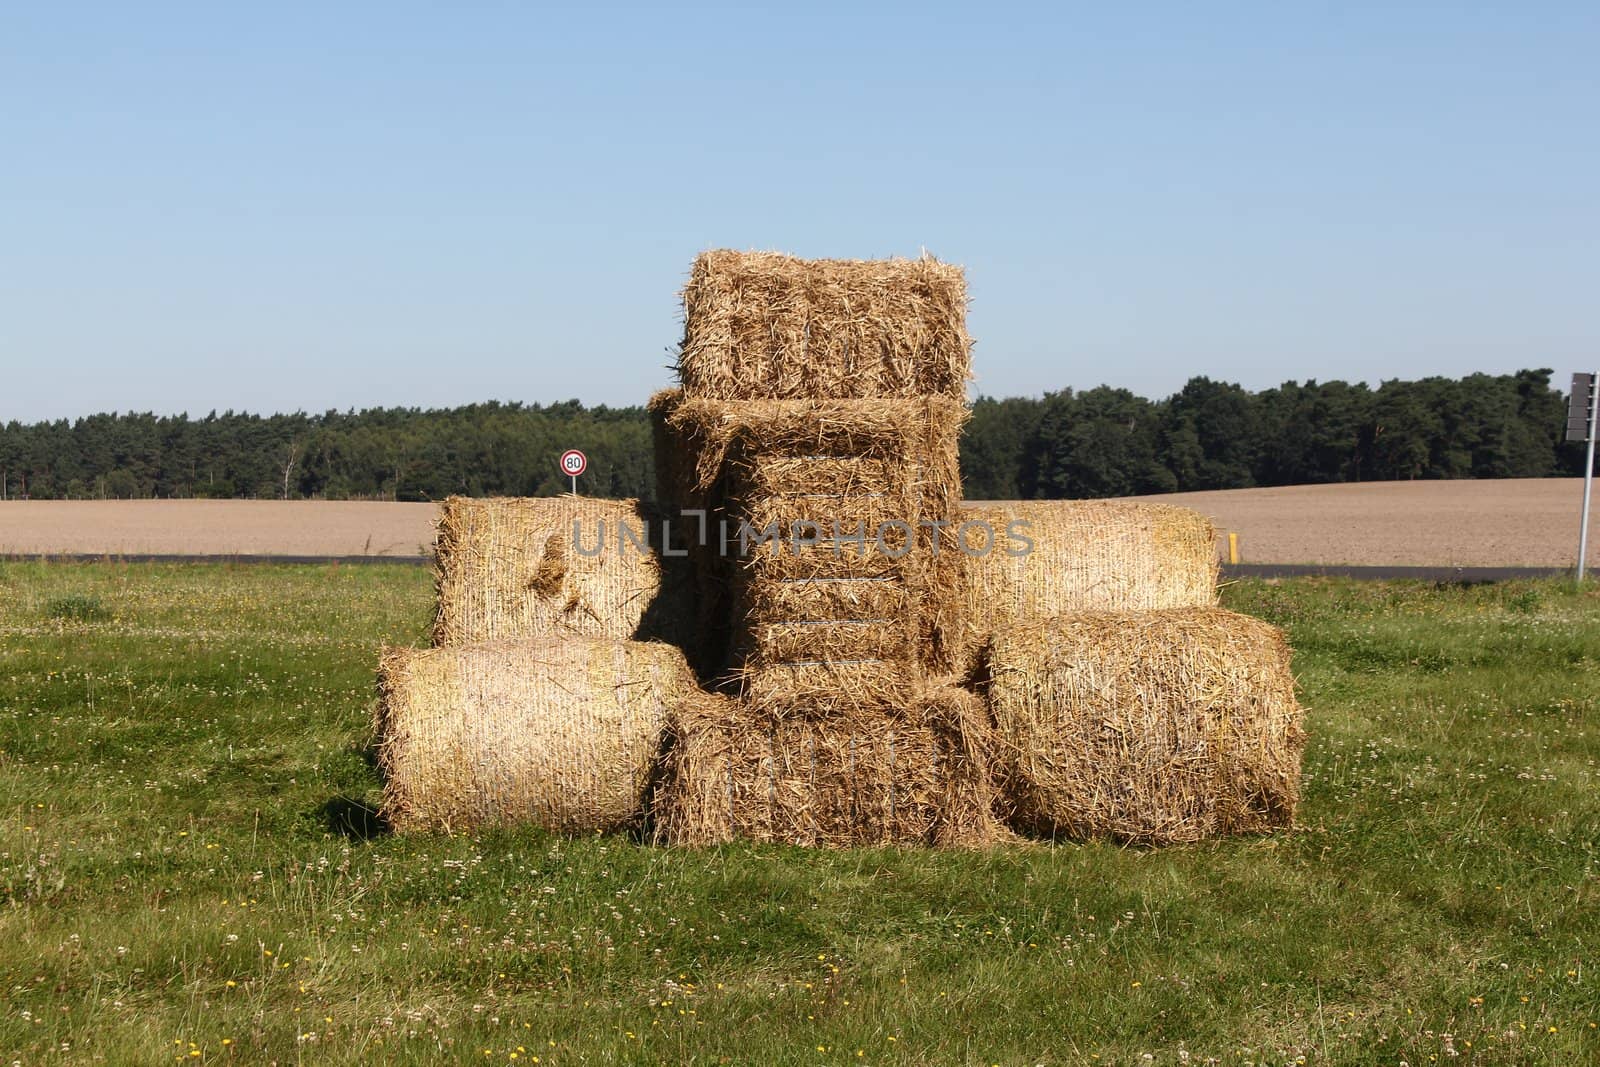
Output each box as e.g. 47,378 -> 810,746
559,449 -> 587,493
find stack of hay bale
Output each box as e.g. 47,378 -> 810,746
373,248 -> 1306,848
375,496 -> 699,833
650,251 -> 996,846
956,499 -> 1302,845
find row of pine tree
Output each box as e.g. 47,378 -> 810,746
0,370 -> 1588,503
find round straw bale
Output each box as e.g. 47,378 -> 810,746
987,608 -> 1304,845
375,636 -> 699,833
956,500 -> 1218,675
432,496 -> 692,649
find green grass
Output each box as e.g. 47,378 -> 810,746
1,563 -> 1598,1065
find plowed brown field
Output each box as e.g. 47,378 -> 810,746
0,478 -> 1594,566
1122,478 -> 1596,567
0,500 -> 438,558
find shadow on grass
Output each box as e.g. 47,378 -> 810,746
321,743 -> 390,841
322,795 -> 390,841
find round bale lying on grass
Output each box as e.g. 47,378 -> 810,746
987,607 -> 1304,845
375,635 -> 699,834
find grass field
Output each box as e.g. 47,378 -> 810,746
1,564 -> 1597,1065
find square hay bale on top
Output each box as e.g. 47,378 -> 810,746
652,686 -> 1000,848
955,500 -> 1218,676
432,496 -> 692,649
375,636 -> 699,834
678,250 -> 973,400
987,608 -> 1304,845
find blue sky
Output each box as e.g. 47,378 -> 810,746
2,2 -> 1596,421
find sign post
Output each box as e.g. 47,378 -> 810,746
1569,373 -> 1598,580
559,449 -> 587,496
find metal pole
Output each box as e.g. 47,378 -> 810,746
1580,379 -> 1598,580
571,474 -> 577,496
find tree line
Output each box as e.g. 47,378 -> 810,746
0,369 -> 1589,503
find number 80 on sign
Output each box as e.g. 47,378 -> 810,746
559,449 -> 587,477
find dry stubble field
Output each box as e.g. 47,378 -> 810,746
0,478 -> 1595,566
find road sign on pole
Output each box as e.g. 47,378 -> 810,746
559,449 -> 587,495
1569,373 -> 1596,442
1571,373 -> 1597,580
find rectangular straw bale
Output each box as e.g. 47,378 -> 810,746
730,538 -> 906,582
740,619 -> 911,665
987,608 -> 1304,845
736,570 -> 912,622
955,500 -> 1218,676
652,685 -> 1000,847
727,540 -> 937,684
432,496 -> 692,650
678,250 -> 972,400
726,546 -> 921,687
666,395 -> 971,680
664,395 -> 966,510
742,455 -> 895,498
738,492 -> 920,541
375,636 -> 699,834
733,659 -> 921,718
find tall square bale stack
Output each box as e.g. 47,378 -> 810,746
648,250 -> 991,845
986,608 -> 1304,845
